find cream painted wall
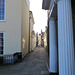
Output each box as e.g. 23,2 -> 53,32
33,36 -> 36,50
30,18 -> 33,51
29,12 -> 34,51
0,0 -> 30,57
0,0 -> 22,55
30,19 -> 32,51
44,33 -> 47,48
31,33 -> 36,50
21,0 -> 30,57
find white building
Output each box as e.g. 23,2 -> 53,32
42,0 -> 75,75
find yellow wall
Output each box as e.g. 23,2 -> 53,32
30,17 -> 33,51
21,0 -> 29,57
31,33 -> 36,50
0,0 -> 22,55
29,12 -> 35,51
29,19 -> 32,51
0,0 -> 30,57
44,32 -> 47,48
33,36 -> 36,50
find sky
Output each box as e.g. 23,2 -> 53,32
29,0 -> 47,33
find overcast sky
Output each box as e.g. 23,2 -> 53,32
29,0 -> 47,33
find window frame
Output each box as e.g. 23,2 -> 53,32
0,32 -> 5,56
0,0 -> 6,21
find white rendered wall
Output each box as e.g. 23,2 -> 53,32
57,0 -> 74,75
49,18 -> 57,73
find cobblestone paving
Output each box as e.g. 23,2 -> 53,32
0,46 -> 49,75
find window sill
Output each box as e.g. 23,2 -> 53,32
0,20 -> 6,22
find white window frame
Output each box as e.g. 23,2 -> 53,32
0,32 -> 5,56
0,0 -> 6,21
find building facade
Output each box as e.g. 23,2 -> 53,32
42,0 -> 75,75
36,32 -> 38,47
31,31 -> 36,50
44,27 -> 47,49
38,34 -> 42,45
0,0 -> 31,63
41,30 -> 44,47
29,11 -> 35,51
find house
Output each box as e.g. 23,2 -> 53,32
42,0 -> 75,75
38,34 -> 41,45
36,32 -> 38,47
41,29 -> 47,48
43,26 -> 47,49
0,0 -> 31,63
41,30 -> 45,47
29,11 -> 35,52
31,30 -> 36,50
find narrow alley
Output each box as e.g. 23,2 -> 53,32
0,46 -> 49,75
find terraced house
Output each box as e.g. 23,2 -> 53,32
29,11 -> 36,52
0,0 -> 32,63
42,0 -> 75,75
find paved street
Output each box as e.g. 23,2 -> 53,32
0,46 -> 49,75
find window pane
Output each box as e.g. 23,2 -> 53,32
0,33 -> 3,36
0,33 -> 4,55
1,51 -> 3,54
0,16 -> 1,20
0,0 -> 5,20
2,15 -> 4,20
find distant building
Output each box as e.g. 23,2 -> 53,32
36,32 -> 38,47
31,31 -> 36,50
29,11 -> 35,52
41,29 -> 47,48
41,30 -> 44,47
44,27 -> 47,49
38,34 -> 41,45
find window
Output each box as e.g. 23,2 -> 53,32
0,33 -> 4,55
0,0 -> 5,21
